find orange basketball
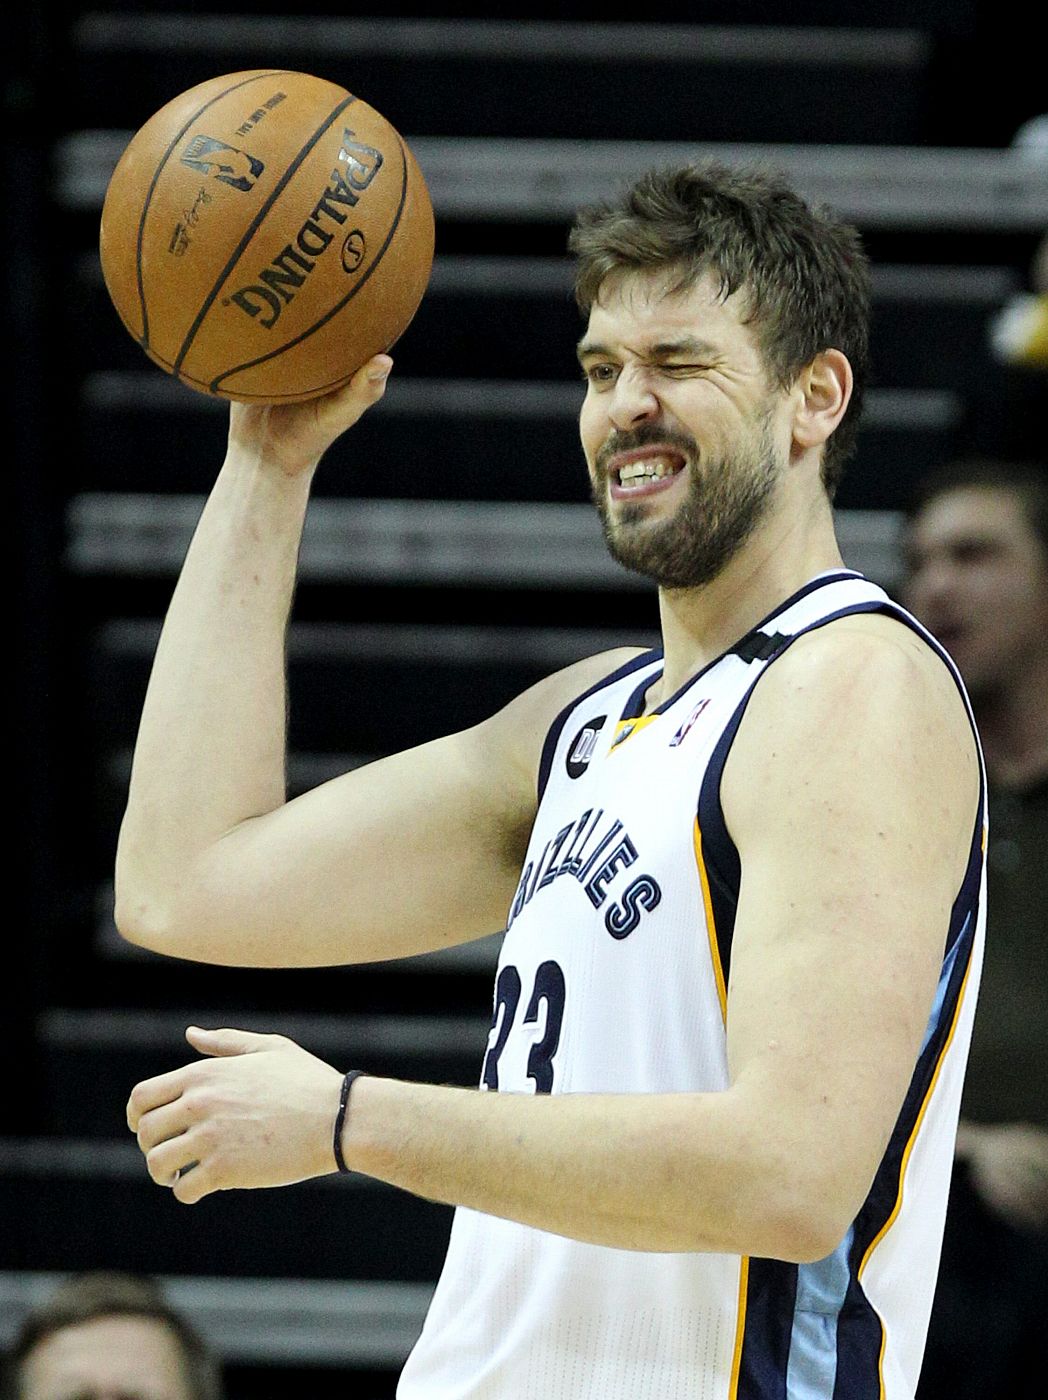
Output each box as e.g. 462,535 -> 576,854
99,70 -> 434,403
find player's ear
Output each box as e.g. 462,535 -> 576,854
790,350 -> 852,454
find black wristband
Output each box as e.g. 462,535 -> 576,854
333,1069 -> 364,1174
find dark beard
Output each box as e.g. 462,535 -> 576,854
591,417 -> 780,590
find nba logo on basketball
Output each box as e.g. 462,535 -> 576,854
180,135 -> 265,192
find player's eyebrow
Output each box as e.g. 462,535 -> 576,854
575,338 -> 608,364
576,335 -> 719,364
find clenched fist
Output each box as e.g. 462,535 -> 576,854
127,1026 -> 345,1204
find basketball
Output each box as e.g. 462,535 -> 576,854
99,70 -> 435,403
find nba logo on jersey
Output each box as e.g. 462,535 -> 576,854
669,698 -> 710,747
566,716 -> 606,778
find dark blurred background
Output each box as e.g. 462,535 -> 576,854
4,2 -> 1046,1394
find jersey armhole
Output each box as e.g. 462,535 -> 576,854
695,599 -> 987,977
536,649 -> 663,802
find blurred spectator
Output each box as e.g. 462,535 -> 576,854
904,457 -> 1048,1398
1,1271 -> 223,1400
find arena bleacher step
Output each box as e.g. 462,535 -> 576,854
88,617 -> 651,756
66,492 -> 907,592
59,130 -> 1048,232
69,254 -> 1023,393
0,1137 -> 451,1281
69,14 -> 931,144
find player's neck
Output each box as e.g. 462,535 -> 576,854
650,496 -> 843,709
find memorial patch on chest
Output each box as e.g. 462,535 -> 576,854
565,715 -> 606,778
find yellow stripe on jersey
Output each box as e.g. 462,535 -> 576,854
729,1255 -> 749,1398
693,817 -> 728,1025
693,814 -> 742,1383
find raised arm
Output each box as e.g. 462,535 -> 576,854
114,359 -> 634,967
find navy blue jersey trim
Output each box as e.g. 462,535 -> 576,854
746,570 -> 862,634
835,901 -> 978,1398
620,670 -> 659,724
696,791 -> 742,1005
736,1256 -> 797,1399
831,1296 -> 885,1400
697,598 -> 985,979
848,897 -> 978,1265
536,649 -> 662,802
621,573 -> 863,725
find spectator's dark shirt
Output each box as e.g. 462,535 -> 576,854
962,775 -> 1048,1128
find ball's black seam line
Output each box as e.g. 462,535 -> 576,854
130,70 -> 291,351
211,132 -> 414,396
173,92 -> 358,377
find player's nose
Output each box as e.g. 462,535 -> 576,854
607,366 -> 661,431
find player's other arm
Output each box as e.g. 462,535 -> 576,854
334,617 -> 980,1258
708,615 -> 981,1255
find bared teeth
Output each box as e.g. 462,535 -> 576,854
618,457 -> 680,483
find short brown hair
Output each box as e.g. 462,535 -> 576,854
909,457 -> 1048,555
2,1272 -> 223,1400
569,161 -> 871,499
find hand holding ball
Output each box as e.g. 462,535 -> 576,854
100,70 -> 434,403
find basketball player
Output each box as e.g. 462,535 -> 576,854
121,164 -> 985,1399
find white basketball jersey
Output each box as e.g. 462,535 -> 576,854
398,571 -> 986,1400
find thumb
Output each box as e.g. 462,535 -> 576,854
186,1025 -> 273,1057
360,352 -> 394,389
330,352 -> 393,412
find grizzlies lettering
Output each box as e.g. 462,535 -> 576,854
228,129 -> 384,328
507,808 -> 662,940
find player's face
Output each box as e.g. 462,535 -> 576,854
577,267 -> 789,590
904,486 -> 1048,699
19,1316 -> 193,1400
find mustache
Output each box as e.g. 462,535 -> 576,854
594,423 -> 698,476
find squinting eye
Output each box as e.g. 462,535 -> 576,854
584,364 -> 617,384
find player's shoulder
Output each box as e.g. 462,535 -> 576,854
738,607 -> 977,768
774,609 -> 963,712
722,607 -> 981,894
